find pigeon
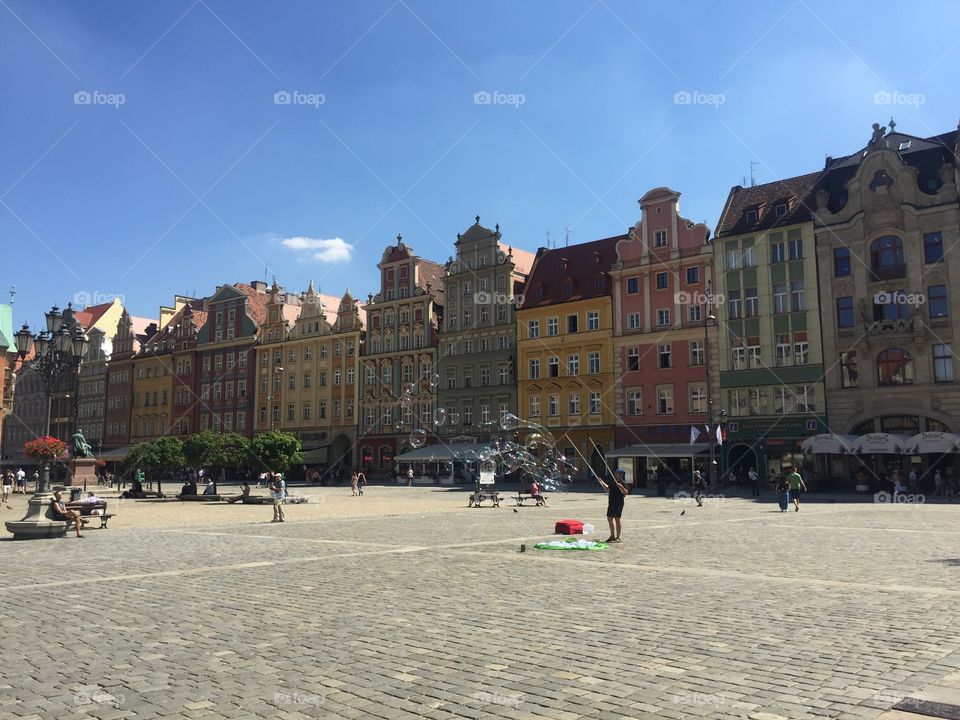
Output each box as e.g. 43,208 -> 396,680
680,510 -> 685,517
513,508 -> 518,513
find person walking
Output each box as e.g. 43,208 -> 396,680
15,467 -> 26,494
407,467 -> 414,487
593,467 -> 628,543
350,471 -> 359,496
357,471 -> 366,496
271,473 -> 286,522
2,470 -> 12,502
785,465 -> 807,511
934,469 -> 944,497
748,467 -> 760,497
692,470 -> 706,507
776,474 -> 789,511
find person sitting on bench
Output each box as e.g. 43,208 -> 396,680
50,491 -> 86,538
227,481 -> 251,504
202,479 -> 217,495
178,480 -> 198,498
529,480 -> 546,506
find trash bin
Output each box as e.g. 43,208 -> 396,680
69,487 -> 82,501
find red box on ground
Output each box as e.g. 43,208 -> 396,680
555,519 -> 584,535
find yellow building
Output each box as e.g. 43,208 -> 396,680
130,297 -> 190,441
516,237 -> 620,475
255,282 -> 364,476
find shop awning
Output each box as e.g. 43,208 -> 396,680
903,432 -> 960,454
99,446 -> 133,460
301,447 -> 329,464
395,443 -> 489,462
800,434 -> 858,455
611,443 -> 711,458
850,433 -> 912,455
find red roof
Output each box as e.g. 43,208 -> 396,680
519,234 -> 623,310
235,283 -> 270,326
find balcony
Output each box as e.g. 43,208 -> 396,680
869,264 -> 906,282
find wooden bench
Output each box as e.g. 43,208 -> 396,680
63,500 -> 115,529
468,490 -> 500,508
514,492 -> 547,507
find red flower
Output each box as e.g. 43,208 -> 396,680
23,436 -> 69,462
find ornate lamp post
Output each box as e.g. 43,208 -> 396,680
702,286 -> 718,491
13,305 -> 89,493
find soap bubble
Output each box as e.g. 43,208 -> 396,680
408,428 -> 427,449
430,373 -> 440,390
448,410 -> 460,425
399,394 -> 412,409
464,449 -> 478,463
477,447 -> 494,462
433,408 -> 447,427
402,382 -> 415,395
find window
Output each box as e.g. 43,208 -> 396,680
628,312 -> 641,330
776,334 -> 791,366
319,370 -> 327,386
873,291 -> 910,321
743,246 -> 757,267
870,235 -> 905,277
568,393 -> 580,415
771,242 -> 785,263
287,404 -> 295,421
627,277 -> 640,294
626,390 -> 642,416
498,364 -> 509,385
654,230 -> 667,247
690,340 -> 704,366
689,384 -> 706,413
772,283 -> 788,314
837,296 -> 854,328
288,374 -> 296,390
774,386 -> 792,414
747,341 -> 761,369
588,352 -> 600,374
587,311 -> 599,330
462,367 -> 472,388
480,404 -> 491,424
726,248 -> 741,270
832,247 -> 851,277
655,272 -> 669,290
528,320 -> 539,339
746,209 -> 757,223
567,315 -> 578,333
548,356 -> 559,377
728,290 -> 742,319
656,386 -> 673,414
658,344 -> 671,369
528,395 -> 540,417
788,235 -> 803,260
934,344 -> 954,382
925,232 -> 944,264
589,391 -> 601,414
688,305 -> 701,323
528,359 -> 540,380
840,351 -> 858,388
548,394 -> 559,417
686,266 -> 699,284
793,333 -> 809,365
657,309 -> 670,326
749,388 -> 765,416
877,348 -> 913,386
627,347 -> 640,372
795,385 -> 815,412
790,281 -> 805,312
547,317 -> 558,336
480,367 -> 490,386
567,355 -> 580,376
929,285 -> 949,319
745,288 -> 758,318
302,402 -> 312,420
731,340 -> 745,370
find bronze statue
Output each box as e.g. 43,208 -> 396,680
70,429 -> 93,458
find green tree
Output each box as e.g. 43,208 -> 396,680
212,432 -> 250,468
250,430 -> 302,474
123,437 -> 185,494
182,430 -> 222,468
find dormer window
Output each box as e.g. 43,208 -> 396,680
745,209 -> 757,223
588,254 -> 599,267
775,203 -> 787,218
654,230 -> 668,247
562,280 -> 573,294
559,261 -> 568,272
899,140 -> 911,151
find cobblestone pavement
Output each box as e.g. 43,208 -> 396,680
3,489 -> 960,719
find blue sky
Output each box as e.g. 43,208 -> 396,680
2,0 -> 958,332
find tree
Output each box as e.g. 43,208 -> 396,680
182,431 -> 221,469
124,437 -> 185,494
250,430 -> 302,474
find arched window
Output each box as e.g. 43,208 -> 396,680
870,236 -> 905,279
877,348 -> 913,386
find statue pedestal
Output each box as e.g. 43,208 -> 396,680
66,458 -> 99,487
5,493 -> 69,540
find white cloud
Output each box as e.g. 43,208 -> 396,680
280,236 -> 353,262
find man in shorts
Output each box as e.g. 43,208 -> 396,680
594,467 -> 629,543
785,465 -> 807,512
271,473 -> 286,522
50,491 -> 86,538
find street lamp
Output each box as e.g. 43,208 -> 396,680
13,305 -> 89,493
703,285 -> 718,491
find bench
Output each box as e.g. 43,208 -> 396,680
61,513 -> 115,529
63,500 -> 115,529
468,490 -> 500,508
514,492 -> 547,507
